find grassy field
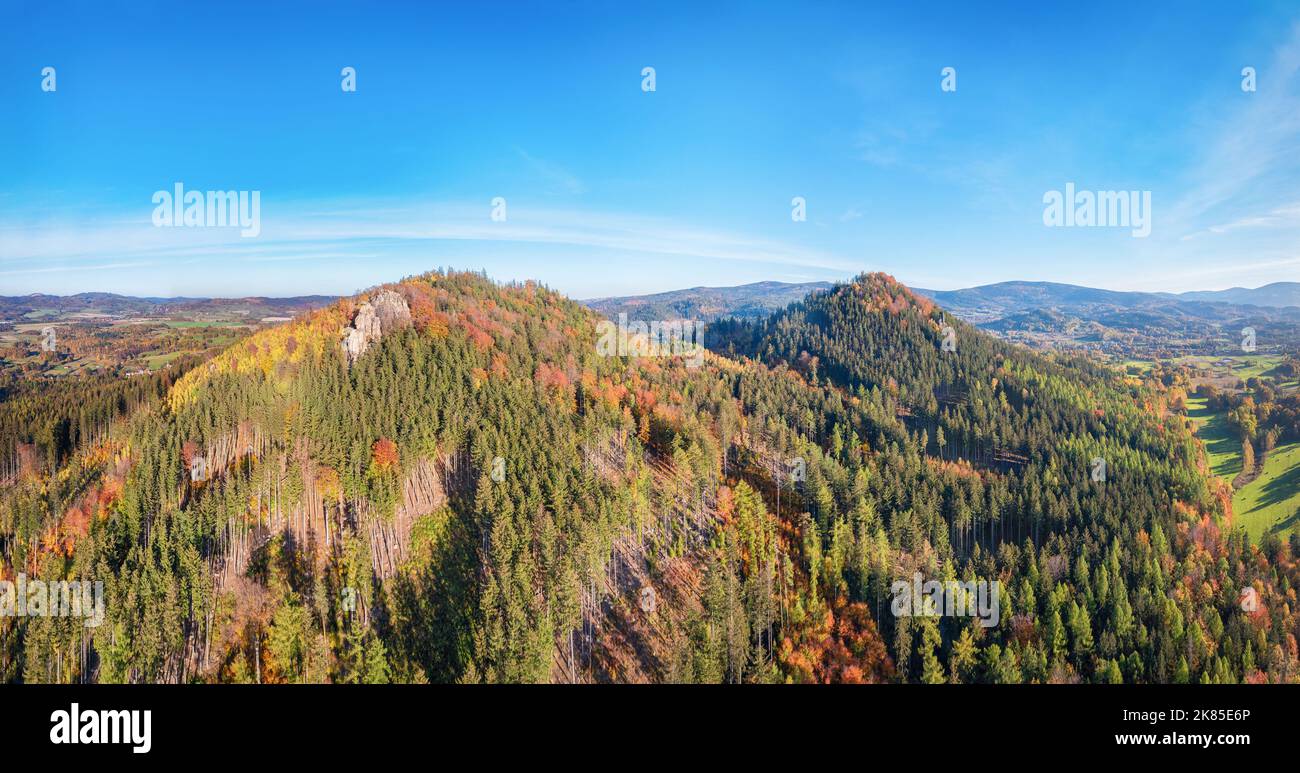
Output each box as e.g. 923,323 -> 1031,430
1235,441 -> 1300,543
144,349 -> 190,370
1178,353 -> 1284,380
1186,396 -> 1243,479
1185,392 -> 1300,542
1122,354 -> 1286,385
163,320 -> 247,328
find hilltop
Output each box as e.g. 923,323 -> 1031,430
1,270 -> 1296,685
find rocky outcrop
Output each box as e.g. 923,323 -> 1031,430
340,289 -> 412,365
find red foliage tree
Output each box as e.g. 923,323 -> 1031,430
371,438 -> 399,471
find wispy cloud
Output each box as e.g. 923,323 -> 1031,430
1168,23 -> 1300,236
515,149 -> 586,195
1182,201 -> 1300,240
0,199 -> 861,281
0,260 -> 161,276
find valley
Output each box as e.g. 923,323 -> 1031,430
0,294 -> 335,380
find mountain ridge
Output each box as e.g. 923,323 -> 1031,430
3,269 -> 1296,685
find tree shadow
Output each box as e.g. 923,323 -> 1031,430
1187,404 -> 1241,478
1251,454 -> 1300,511
372,505 -> 477,683
1268,506 -> 1300,537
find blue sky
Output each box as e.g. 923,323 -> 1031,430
1,0 -> 1299,298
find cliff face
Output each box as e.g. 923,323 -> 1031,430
341,290 -> 412,365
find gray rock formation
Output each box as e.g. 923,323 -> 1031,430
340,289 -> 412,365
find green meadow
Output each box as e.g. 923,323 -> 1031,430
1235,441 -> 1300,543
1186,396 -> 1244,480
1186,394 -> 1300,542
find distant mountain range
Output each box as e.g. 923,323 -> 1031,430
586,279 -> 1300,325
9,279 -> 1294,326
1170,282 -> 1300,307
7,279 -> 1299,359
584,280 -> 834,322
912,281 -> 1300,319
0,292 -> 337,321
587,279 -> 1300,358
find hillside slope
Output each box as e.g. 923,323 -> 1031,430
3,271 -> 1297,685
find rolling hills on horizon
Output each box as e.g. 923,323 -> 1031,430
9,278 -> 1299,371
588,279 -> 1300,360
5,277 -> 1295,323
584,278 -> 1300,319
0,292 -> 337,321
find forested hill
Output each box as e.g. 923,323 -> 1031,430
709,273 -> 1187,488
2,271 -> 1297,685
585,280 -> 833,322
